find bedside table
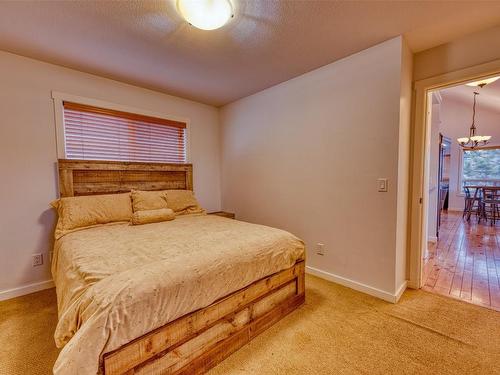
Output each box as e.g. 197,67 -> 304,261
208,211 -> 235,219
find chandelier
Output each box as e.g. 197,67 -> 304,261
457,85 -> 491,150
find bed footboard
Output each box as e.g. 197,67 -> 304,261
103,260 -> 305,375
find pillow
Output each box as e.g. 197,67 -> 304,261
51,193 -> 132,239
165,189 -> 205,215
131,208 -> 175,225
131,190 -> 168,212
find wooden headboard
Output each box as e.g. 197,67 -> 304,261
57,159 -> 193,197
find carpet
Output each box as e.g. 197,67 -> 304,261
1,275 -> 499,375
0,288 -> 59,375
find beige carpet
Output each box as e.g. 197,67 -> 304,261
1,275 -> 499,375
0,288 -> 59,375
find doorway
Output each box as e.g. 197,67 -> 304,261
418,76 -> 500,311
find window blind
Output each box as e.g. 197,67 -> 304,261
62,102 -> 187,163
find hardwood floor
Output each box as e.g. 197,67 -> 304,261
423,210 -> 500,311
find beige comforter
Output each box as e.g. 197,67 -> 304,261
51,214 -> 305,374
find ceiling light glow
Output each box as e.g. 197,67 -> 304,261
177,0 -> 233,30
465,76 -> 500,87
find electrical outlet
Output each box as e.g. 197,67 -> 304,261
316,243 -> 325,256
32,253 -> 43,267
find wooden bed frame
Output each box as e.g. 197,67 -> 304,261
57,159 -> 306,375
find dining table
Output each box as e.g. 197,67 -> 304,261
463,185 -> 500,220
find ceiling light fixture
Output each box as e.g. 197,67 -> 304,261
465,76 -> 500,87
177,0 -> 233,30
457,89 -> 491,150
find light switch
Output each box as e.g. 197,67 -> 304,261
377,178 -> 388,192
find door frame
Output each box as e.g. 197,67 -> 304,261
408,58 -> 500,289
436,134 -> 451,238
436,133 -> 444,237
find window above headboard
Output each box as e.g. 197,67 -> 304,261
52,92 -> 190,164
62,102 -> 186,163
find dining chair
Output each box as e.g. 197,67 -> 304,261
481,187 -> 500,225
463,186 -> 482,220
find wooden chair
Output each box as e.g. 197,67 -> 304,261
463,186 -> 482,220
481,187 -> 500,225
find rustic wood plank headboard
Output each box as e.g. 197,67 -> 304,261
57,159 -> 193,197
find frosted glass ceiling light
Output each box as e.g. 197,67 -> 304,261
177,0 -> 233,30
465,76 -> 500,87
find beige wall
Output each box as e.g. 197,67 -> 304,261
221,37 -> 410,300
0,51 -> 221,298
414,25 -> 500,81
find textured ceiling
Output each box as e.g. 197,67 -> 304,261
1,1 -> 500,106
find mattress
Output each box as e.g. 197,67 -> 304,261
51,214 -> 305,374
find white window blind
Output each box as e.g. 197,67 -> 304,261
63,102 -> 187,163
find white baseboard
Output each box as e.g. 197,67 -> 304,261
0,279 -> 54,302
394,280 -> 408,303
407,280 -> 419,289
306,266 -> 407,303
0,271 -> 410,304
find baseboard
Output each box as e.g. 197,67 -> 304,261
0,272 -> 409,304
406,280 -> 419,289
394,280 -> 408,303
305,266 -> 406,303
0,279 -> 54,302
428,236 -> 438,243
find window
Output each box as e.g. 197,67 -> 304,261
62,102 -> 187,163
461,147 -> 500,189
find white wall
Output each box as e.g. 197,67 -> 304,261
438,97 -> 500,211
0,51 -> 221,299
221,37 -> 410,299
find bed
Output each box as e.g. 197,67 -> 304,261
52,159 -> 306,375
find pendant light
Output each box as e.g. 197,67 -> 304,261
457,83 -> 492,150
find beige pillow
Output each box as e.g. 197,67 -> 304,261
165,189 -> 205,215
51,193 -> 132,239
131,190 -> 168,212
131,208 -> 175,225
